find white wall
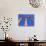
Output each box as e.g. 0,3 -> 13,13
0,0 -> 46,40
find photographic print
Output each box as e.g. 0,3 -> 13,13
18,14 -> 34,26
